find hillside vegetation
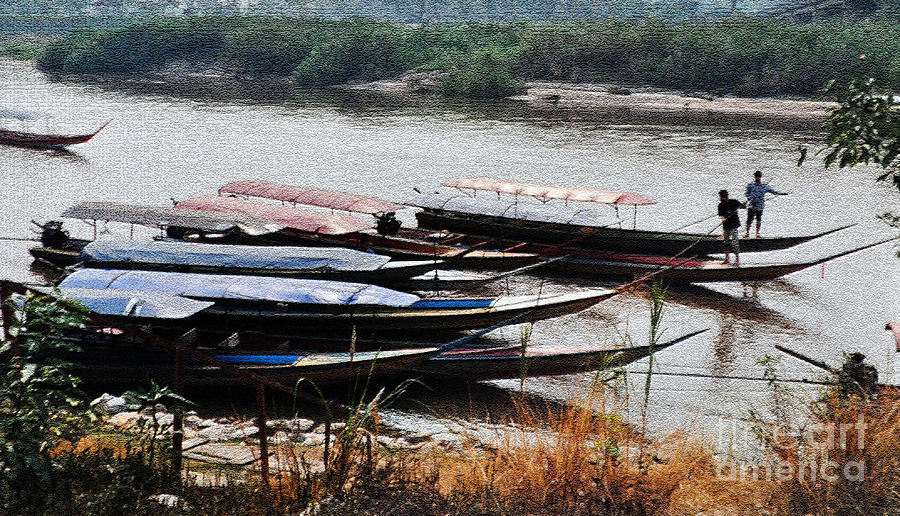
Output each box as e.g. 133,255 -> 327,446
35,15 -> 900,98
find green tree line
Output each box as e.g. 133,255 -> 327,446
34,15 -> 900,98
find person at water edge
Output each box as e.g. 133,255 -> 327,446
744,170 -> 787,238
718,190 -> 745,266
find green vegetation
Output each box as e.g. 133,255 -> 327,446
0,38 -> 41,60
34,14 -> 900,98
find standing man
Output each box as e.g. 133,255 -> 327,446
744,170 -> 787,238
718,189 -> 745,266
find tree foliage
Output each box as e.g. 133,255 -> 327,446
0,293 -> 90,509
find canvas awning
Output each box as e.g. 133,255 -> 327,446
219,180 -> 406,215
59,269 -> 420,307
62,202 -> 284,236
407,192 -> 608,226
81,241 -> 393,272
175,196 -> 371,235
442,177 -> 655,206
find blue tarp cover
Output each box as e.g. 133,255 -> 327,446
407,192 -> 609,226
81,241 -> 393,272
59,269 -> 420,307
33,287 -> 214,319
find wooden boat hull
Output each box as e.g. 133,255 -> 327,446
287,229 -> 541,269
80,259 -> 442,287
29,238 -> 90,267
548,255 -> 815,283
91,290 -> 617,336
411,329 -> 705,380
0,122 -> 107,149
71,345 -> 438,386
415,209 -> 854,256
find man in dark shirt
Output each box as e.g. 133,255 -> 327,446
717,189 -> 745,266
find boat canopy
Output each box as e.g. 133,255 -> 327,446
219,180 -> 406,215
59,269 -> 421,307
407,192 -> 609,226
443,177 -> 656,206
176,196 -> 371,235
81,241 -> 393,272
62,202 -> 284,236
32,286 -> 214,319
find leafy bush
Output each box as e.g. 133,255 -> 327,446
0,293 -> 90,510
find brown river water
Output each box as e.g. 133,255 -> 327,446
1,59 -> 898,448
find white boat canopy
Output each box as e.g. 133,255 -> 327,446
442,177 -> 655,206
62,202 -> 284,236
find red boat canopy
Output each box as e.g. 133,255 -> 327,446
175,196 -> 371,235
442,177 -> 655,206
218,180 -> 406,215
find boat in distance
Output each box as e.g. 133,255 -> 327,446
56,269 -> 620,334
409,188 -> 855,257
0,120 -> 109,149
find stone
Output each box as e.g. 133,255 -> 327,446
107,411 -> 141,430
269,431 -> 290,445
229,425 -> 258,440
153,412 -> 174,427
184,444 -> 261,466
313,422 -> 346,434
91,393 -> 128,415
289,418 -> 315,432
181,437 -> 209,451
184,414 -> 203,429
149,494 -> 181,508
197,425 -> 232,442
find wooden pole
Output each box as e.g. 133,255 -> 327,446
256,382 -> 269,488
0,281 -> 13,344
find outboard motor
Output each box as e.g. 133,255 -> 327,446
375,212 -> 401,236
39,221 -> 69,249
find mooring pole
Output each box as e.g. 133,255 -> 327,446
256,382 -> 269,488
0,281 -> 12,343
171,348 -> 185,481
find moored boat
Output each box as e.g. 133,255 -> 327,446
0,120 -> 109,149
413,329 -> 707,380
408,177 -> 855,256
56,269 -> 620,335
175,195 -> 540,269
77,241 -> 445,286
541,239 -> 895,283
29,202 -> 286,267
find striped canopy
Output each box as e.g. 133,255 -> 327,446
176,196 -> 371,235
219,180 -> 406,215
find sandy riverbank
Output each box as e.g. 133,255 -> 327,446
345,71 -> 834,130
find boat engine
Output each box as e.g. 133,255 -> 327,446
376,212 -> 401,236
39,220 -> 69,249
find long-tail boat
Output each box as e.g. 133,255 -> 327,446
29,202 -> 285,267
175,195 -> 540,269
538,239 -> 894,282
76,241 -> 533,291
57,269 -> 619,334
0,120 -> 109,149
412,329 -> 708,380
407,177 -> 855,256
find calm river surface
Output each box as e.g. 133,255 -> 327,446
1,59 -> 898,446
